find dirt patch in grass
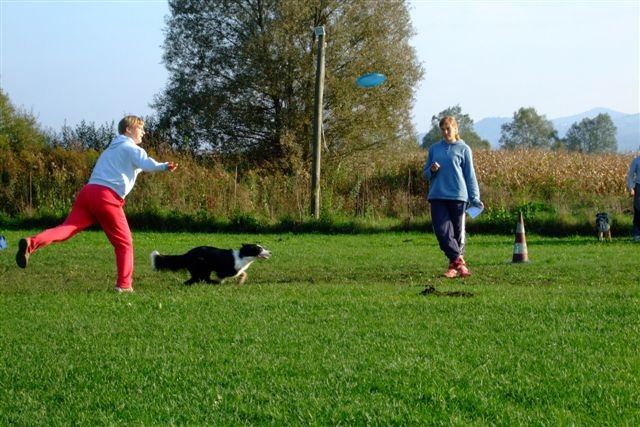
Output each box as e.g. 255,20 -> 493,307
420,285 -> 473,297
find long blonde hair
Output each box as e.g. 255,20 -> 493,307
439,116 -> 460,141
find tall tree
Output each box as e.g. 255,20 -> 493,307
153,0 -> 423,168
421,105 -> 490,150
0,89 -> 49,213
564,113 -> 617,153
499,107 -> 558,150
0,89 -> 47,153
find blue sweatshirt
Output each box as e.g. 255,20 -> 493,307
424,139 -> 481,205
88,135 -> 169,198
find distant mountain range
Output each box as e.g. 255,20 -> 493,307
419,108 -> 640,153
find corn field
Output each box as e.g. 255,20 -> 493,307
0,147 -> 635,225
473,150 -> 632,212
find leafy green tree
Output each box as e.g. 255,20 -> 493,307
48,120 -> 116,151
140,115 -> 178,154
154,0 -> 423,168
45,116 -> 184,154
499,107 -> 558,150
564,113 -> 617,153
0,89 -> 47,153
0,89 -> 50,213
421,105 -> 490,150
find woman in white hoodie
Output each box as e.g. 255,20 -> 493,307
16,115 -> 177,292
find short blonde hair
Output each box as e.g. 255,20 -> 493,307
118,115 -> 144,135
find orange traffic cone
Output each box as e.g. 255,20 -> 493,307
512,212 -> 530,263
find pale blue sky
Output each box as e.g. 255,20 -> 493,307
1,0 -> 638,133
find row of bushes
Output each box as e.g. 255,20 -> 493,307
3,205 -> 633,237
1,146 -> 636,235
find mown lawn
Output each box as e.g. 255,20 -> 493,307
1,230 -> 638,426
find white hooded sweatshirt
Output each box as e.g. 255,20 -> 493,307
88,134 -> 169,198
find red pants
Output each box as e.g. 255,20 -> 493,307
26,184 -> 133,288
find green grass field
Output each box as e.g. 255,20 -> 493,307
1,230 -> 639,426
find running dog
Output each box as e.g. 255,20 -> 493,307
150,244 -> 271,285
595,212 -> 612,241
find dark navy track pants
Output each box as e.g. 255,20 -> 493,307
430,199 -> 466,262
633,184 -> 640,237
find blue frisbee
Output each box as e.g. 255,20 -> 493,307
356,73 -> 386,88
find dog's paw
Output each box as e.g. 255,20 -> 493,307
150,250 -> 160,270
238,272 -> 247,285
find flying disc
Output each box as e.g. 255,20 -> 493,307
356,73 -> 386,88
466,206 -> 484,219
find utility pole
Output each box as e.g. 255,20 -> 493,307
311,25 -> 326,219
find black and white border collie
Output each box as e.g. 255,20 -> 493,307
150,244 -> 271,285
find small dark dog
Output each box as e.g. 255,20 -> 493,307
150,244 -> 271,285
595,212 -> 611,241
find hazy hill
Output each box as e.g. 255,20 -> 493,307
614,113 -> 640,153
471,108 -> 639,152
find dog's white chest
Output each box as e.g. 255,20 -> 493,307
232,250 -> 255,277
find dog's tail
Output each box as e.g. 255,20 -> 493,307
150,250 -> 189,271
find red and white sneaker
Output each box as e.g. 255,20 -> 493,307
443,260 -> 459,278
456,257 -> 472,278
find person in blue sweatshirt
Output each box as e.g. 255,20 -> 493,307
16,115 -> 178,292
424,116 -> 483,278
627,153 -> 640,241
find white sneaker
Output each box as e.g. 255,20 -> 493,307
115,286 -> 134,293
